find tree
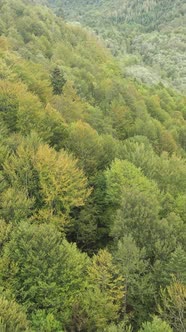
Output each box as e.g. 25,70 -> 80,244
72,249 -> 124,331
38,104 -> 68,151
164,246 -> 186,284
88,249 -> 124,310
67,120 -> 103,175
1,133 -> 41,222
114,236 -> 154,327
119,136 -> 158,178
31,310 -> 63,332
51,81 -> 88,123
0,220 -> 12,253
0,88 -> 18,132
150,214 -> 186,291
0,296 -> 30,331
1,222 -> 89,328
111,102 -> 134,140
105,159 -> 159,208
34,144 -> 91,217
51,67 -> 66,95
153,153 -> 186,196
0,187 -> 34,223
138,316 -> 172,332
105,159 -> 160,256
105,321 -> 133,332
69,171 -> 110,254
2,138 -> 91,221
174,194 -> 186,222
158,280 -> 186,332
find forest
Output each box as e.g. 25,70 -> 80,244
50,0 -> 186,93
0,0 -> 185,331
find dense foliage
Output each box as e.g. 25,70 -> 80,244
0,0 -> 185,331
50,0 -> 186,93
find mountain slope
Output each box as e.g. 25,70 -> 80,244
54,0 -> 185,29
49,0 -> 186,92
0,1 -> 186,331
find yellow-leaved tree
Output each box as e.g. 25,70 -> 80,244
73,249 -> 125,331
34,144 -> 91,217
2,134 -> 91,224
158,279 -> 186,332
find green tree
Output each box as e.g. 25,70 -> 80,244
0,187 -> 34,223
67,120 -> 103,175
0,296 -> 30,332
69,171 -> 110,254
0,220 -> 12,252
174,194 -> 186,222
0,222 -> 89,328
164,246 -> 186,284
51,67 -> 66,95
119,136 -> 158,178
114,236 -> 154,327
105,321 -> 133,332
105,160 -> 160,256
51,81 -> 89,123
88,249 -> 124,312
0,88 -> 18,132
31,310 -> 63,332
105,159 -> 159,209
138,316 -> 172,332
72,249 -> 124,331
38,104 -> 68,151
152,214 -> 186,290
1,133 -> 42,220
158,280 -> 186,332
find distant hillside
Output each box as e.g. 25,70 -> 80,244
48,0 -> 186,93
53,0 -> 185,29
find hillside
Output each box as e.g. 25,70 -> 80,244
49,0 -> 186,93
56,0 -> 185,29
0,0 -> 186,331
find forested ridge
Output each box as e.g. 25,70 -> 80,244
49,0 -> 186,93
0,0 -> 186,331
